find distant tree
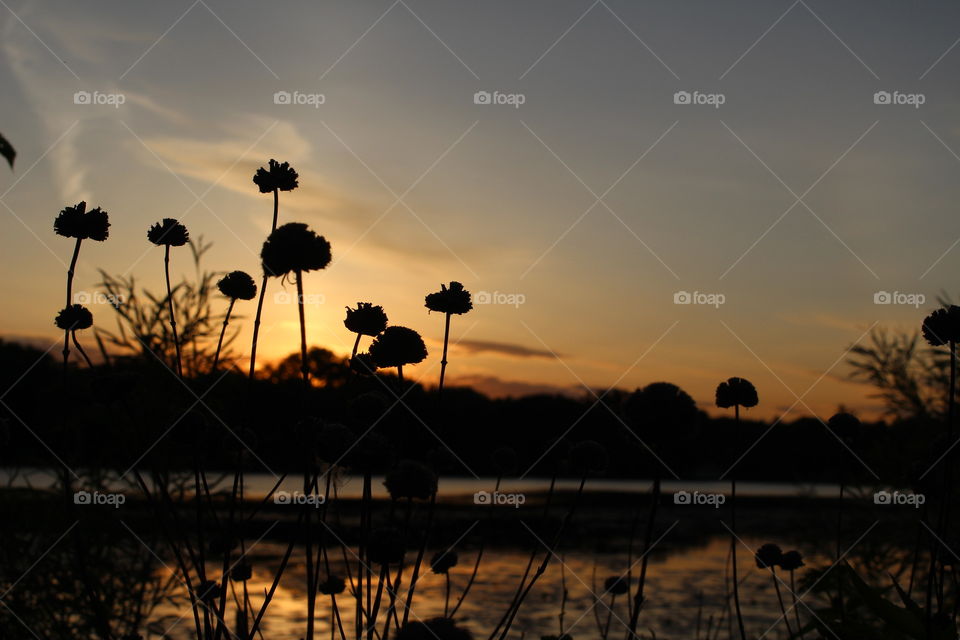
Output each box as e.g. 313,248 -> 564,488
263,346 -> 352,387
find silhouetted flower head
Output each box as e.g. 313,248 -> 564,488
369,326 -> 428,368
425,282 -> 473,315
716,377 -> 759,409
350,352 -> 378,376
491,447 -> 518,476
54,201 -> 110,241
217,270 -> 257,300
570,440 -> 608,476
253,159 -> 299,193
147,218 -> 189,247
261,222 -> 331,276
923,306 -> 960,346
367,526 -> 405,565
604,576 -> 629,595
397,618 -> 473,640
230,561 -> 252,582
384,459 -> 437,500
779,550 -> 804,571
430,550 -> 458,574
318,575 -> 346,595
55,304 -> 93,331
755,543 -> 783,569
345,302 -> 388,336
195,580 -> 221,602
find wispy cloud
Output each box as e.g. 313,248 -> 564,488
454,338 -> 559,359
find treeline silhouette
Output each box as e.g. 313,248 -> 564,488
0,338 -> 939,484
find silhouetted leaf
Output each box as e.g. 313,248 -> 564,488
0,132 -> 14,169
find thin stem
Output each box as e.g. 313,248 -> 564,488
791,570 -> 804,640
731,404 -> 747,640
438,312 -> 451,398
213,298 -> 236,371
352,333 -> 362,359
71,331 -> 94,368
397,365 -> 404,384
770,567 -> 793,639
296,271 -> 310,388
247,188 -> 279,383
164,244 -> 183,378
62,237 -> 82,373
626,476 -> 660,639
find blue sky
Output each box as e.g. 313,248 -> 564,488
3,0 -> 960,418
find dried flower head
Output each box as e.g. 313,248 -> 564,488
147,218 -> 189,247
779,550 -> 804,571
922,306 -> 960,346
755,543 -> 783,569
253,159 -> 299,193
367,526 -> 405,565
384,459 -> 438,500
604,576 -> 629,595
195,580 -> 221,602
430,550 -> 458,574
261,222 -> 331,276
55,304 -> 93,331
230,561 -> 252,582
350,352 -> 379,376
345,302 -> 388,336
715,377 -> 758,409
318,575 -> 346,595
54,201 -> 110,241
425,281 -> 473,315
397,618 -> 473,640
369,326 -> 428,368
217,270 -> 257,300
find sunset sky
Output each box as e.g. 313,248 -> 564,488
3,0 -> 960,419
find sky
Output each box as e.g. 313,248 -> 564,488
2,0 -> 960,420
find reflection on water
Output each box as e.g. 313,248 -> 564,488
148,535 -> 829,640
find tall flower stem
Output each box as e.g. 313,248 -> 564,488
769,566 -> 793,639
295,270 -> 310,388
213,298 -> 236,370
626,475 -> 660,640
248,188 -> 279,382
163,244 -> 183,378
62,237 -> 82,374
438,312 -> 451,398
731,404 -> 747,640
790,569 -> 804,640
71,332 -> 94,368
